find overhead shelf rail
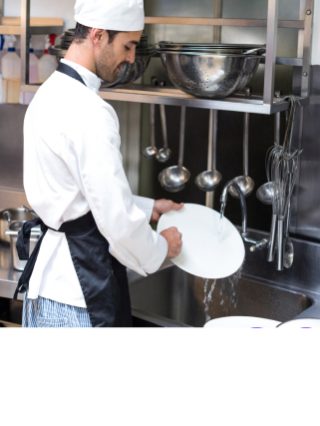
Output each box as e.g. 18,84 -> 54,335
0,16 -> 63,35
15,0 -> 316,115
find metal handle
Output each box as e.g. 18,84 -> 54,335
267,212 -> 277,262
274,111 -> 281,146
178,106 -> 186,167
243,112 -> 250,176
159,104 -> 168,149
150,103 -> 156,150
283,97 -> 297,153
207,110 -> 218,171
267,110 -> 281,262
276,216 -> 284,271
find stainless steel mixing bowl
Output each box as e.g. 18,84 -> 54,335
158,41 -> 265,54
159,50 -> 262,98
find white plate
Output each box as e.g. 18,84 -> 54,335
204,316 -> 280,328
277,318 -> 320,328
157,203 -> 245,279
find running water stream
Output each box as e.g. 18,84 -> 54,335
203,279 -> 217,323
202,205 -> 243,322
202,268 -> 242,323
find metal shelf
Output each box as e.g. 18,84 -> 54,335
18,0 -> 313,114
0,16 -> 63,35
99,86 -> 294,114
21,83 -> 295,114
144,16 -> 305,29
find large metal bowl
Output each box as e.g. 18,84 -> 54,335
158,41 -> 265,54
159,50 -> 262,98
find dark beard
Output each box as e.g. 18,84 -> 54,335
101,62 -> 131,88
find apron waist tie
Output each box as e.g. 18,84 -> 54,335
13,211 -> 94,299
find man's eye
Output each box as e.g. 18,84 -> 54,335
125,45 -> 131,51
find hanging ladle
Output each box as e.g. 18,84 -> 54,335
228,112 -> 255,198
156,104 -> 171,163
158,106 -> 190,192
195,109 -> 222,192
142,103 -> 158,158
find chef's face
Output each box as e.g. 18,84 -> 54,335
95,30 -> 142,83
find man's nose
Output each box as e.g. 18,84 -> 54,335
127,49 -> 136,64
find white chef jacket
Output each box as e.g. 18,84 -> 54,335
23,59 -> 168,307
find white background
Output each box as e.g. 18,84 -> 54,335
1,329 -> 320,426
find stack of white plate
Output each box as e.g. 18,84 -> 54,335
278,318 -> 320,328
204,316 -> 280,328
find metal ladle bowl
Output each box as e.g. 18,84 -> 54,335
195,170 -> 222,191
228,175 -> 255,198
228,111 -> 255,198
158,106 -> 190,192
157,147 -> 172,163
142,103 -> 158,159
195,110 -> 222,192
256,181 -> 275,205
159,166 -> 190,192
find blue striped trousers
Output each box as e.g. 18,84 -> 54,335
22,295 -> 92,327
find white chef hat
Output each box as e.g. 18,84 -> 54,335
74,0 -> 145,32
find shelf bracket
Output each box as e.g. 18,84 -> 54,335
263,0 -> 279,105
300,0 -> 313,98
212,0 -> 222,43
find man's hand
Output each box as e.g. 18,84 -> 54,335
151,199 -> 184,223
160,227 -> 182,258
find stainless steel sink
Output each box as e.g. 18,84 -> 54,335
129,265 -> 313,327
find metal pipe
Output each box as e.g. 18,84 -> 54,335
20,0 -> 30,85
243,112 -> 250,176
178,106 -> 186,168
205,109 -> 218,209
212,0 -> 222,43
144,16 -> 305,29
159,104 -> 168,149
220,180 -> 248,237
263,0 -> 279,105
300,0 -> 314,98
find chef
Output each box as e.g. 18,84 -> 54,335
16,0 -> 183,327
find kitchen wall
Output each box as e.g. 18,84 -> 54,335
139,0 -> 320,239
4,0 -> 75,29
1,0 -> 320,239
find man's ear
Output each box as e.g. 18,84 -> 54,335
89,28 -> 107,45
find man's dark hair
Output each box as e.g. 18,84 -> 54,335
73,23 -> 121,43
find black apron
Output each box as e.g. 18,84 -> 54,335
14,62 -> 132,327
